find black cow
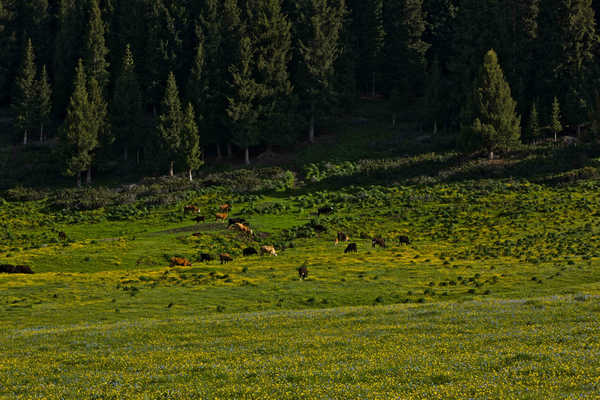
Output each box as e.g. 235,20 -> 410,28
199,253 -> 213,262
344,243 -> 358,253
312,224 -> 327,233
317,206 -> 334,216
193,216 -> 206,223
243,247 -> 258,256
0,264 -> 34,274
372,237 -> 386,248
298,265 -> 308,279
58,231 -> 67,241
398,235 -> 411,245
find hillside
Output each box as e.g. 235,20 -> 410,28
2,101 -> 600,398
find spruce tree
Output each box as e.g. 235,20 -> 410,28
181,102 -> 203,181
527,102 -> 539,143
62,59 -> 97,187
87,76 -> 110,184
227,37 -> 260,165
85,0 -> 110,90
551,96 -> 562,142
245,0 -> 294,148
36,65 -> 52,143
12,38 -> 37,145
186,31 -> 207,129
468,49 -> 521,160
112,44 -> 143,163
298,0 -> 346,143
158,72 -> 184,176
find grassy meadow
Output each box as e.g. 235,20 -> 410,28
2,102 -> 600,398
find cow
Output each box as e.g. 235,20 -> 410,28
193,216 -> 206,223
0,264 -> 34,274
312,224 -> 327,233
335,231 -> 349,245
298,264 -> 308,279
372,237 -> 386,248
398,235 -> 411,245
230,222 -> 253,236
199,253 -> 213,262
317,206 -> 334,216
243,247 -> 258,256
58,231 -> 67,241
215,212 -> 228,222
220,253 -> 233,264
344,243 -> 357,253
260,245 -> 277,256
184,205 -> 199,214
228,218 -> 248,227
219,204 -> 232,212
170,257 -> 192,267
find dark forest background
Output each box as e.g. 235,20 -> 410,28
1,0 -> 599,185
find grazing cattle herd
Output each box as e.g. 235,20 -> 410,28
174,202 -> 412,278
0,202 -> 410,276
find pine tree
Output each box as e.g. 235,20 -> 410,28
36,65 -> 52,143
468,49 -> 521,160
186,31 -> 207,128
181,102 -> 203,181
551,96 -> 562,142
227,37 -> 260,165
527,101 -> 539,143
382,0 -> 430,99
87,76 -> 110,184
112,44 -> 143,163
12,38 -> 37,145
85,0 -> 110,89
298,0 -> 346,143
158,72 -> 184,176
245,0 -> 294,149
61,59 -> 97,187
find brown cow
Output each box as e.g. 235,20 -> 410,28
220,253 -> 233,264
215,212 -> 228,222
184,205 -> 199,214
170,257 -> 192,267
229,222 -> 253,236
335,231 -> 349,245
219,204 -> 232,212
260,245 -> 277,256
372,237 -> 386,248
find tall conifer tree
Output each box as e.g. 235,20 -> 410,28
85,0 -> 110,90
181,102 -> 202,181
158,72 -> 184,176
62,59 -> 97,187
466,49 -> 521,160
12,38 -> 37,145
36,65 -> 52,143
113,44 -> 143,163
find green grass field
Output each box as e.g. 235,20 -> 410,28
2,107 -> 600,398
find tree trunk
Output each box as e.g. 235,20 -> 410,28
216,143 -> 222,160
169,161 -> 174,177
244,147 -> 250,165
227,143 -> 233,159
489,151 -> 494,161
23,130 -> 28,145
372,72 -> 376,97
39,124 -> 44,143
136,148 -> 140,165
77,172 -> 82,188
188,168 -> 193,182
392,112 -> 397,129
554,131 -> 557,143
309,102 -> 315,143
123,146 -> 128,161
86,168 -> 92,185
433,121 -> 438,136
